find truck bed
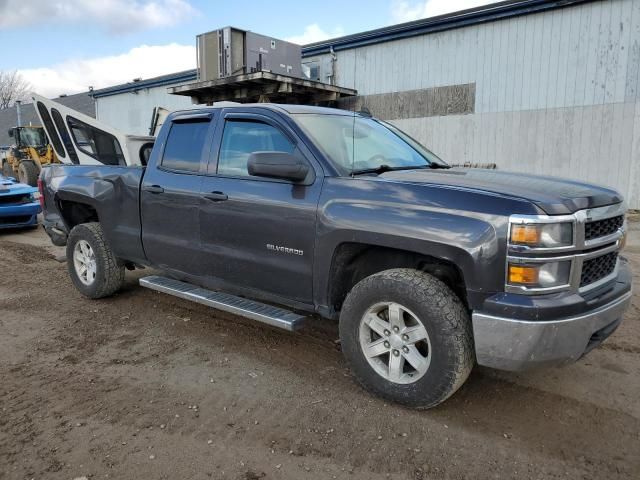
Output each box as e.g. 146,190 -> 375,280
41,164 -> 146,264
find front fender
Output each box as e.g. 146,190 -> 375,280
312,177 -> 539,312
315,200 -> 502,302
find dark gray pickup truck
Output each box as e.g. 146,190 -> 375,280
39,103 -> 632,408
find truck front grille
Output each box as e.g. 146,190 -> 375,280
580,251 -> 618,287
585,215 -> 624,241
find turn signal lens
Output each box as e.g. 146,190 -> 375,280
509,222 -> 573,248
507,261 -> 571,289
36,178 -> 45,210
510,225 -> 541,245
508,265 -> 539,285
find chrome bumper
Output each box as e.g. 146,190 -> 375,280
472,291 -> 632,371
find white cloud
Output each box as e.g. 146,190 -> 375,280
0,0 -> 197,33
391,0 -> 494,23
285,24 -> 345,45
19,43 -> 196,98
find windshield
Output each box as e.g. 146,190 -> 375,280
17,128 -> 47,148
293,114 -> 448,175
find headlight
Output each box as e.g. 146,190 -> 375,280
509,222 -> 573,248
507,261 -> 571,289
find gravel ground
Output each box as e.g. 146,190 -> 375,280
0,224 -> 639,480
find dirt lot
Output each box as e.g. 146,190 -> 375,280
1,224 -> 639,480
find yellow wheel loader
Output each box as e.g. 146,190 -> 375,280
1,126 -> 59,186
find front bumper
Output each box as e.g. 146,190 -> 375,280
0,202 -> 40,229
472,261 -> 632,371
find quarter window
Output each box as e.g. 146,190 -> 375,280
217,120 -> 294,177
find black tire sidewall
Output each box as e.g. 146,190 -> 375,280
18,161 -> 39,186
66,224 -> 112,298
2,161 -> 14,178
340,270 -> 471,408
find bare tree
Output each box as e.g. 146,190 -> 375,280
0,70 -> 31,110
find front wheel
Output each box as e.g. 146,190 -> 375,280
66,222 -> 125,299
339,268 -> 474,409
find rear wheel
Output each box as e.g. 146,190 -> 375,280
17,161 -> 39,186
339,268 -> 474,409
66,222 -> 125,299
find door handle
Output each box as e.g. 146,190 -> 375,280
204,191 -> 228,202
144,185 -> 164,194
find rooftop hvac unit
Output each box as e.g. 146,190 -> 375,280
197,27 -> 303,81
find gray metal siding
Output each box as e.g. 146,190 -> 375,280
316,0 -> 637,110
309,0 -> 640,208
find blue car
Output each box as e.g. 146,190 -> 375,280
0,174 -> 41,229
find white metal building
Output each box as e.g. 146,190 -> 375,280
92,70 -> 196,136
93,0 -> 640,208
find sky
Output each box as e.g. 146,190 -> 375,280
0,0 -> 493,98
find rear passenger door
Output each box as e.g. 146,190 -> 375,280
141,112 -> 216,275
198,109 -> 323,305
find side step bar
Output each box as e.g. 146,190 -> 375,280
139,275 -> 307,331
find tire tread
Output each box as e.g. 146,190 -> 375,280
66,222 -> 124,299
340,268 -> 474,409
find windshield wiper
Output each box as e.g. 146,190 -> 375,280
427,163 -> 450,169
351,163 -> 449,176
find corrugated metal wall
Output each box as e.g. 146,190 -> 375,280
309,0 -> 640,208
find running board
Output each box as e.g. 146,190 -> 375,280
139,275 -> 306,331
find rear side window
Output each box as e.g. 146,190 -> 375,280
161,120 -> 209,173
52,109 -> 79,164
67,116 -> 124,165
218,120 -> 294,177
36,102 -> 65,159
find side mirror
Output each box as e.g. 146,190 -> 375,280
8,129 -> 14,138
248,151 -> 310,183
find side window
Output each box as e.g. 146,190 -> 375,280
36,102 -> 65,159
52,109 -> 79,164
161,120 -> 209,173
217,120 -> 295,177
67,116 -> 124,166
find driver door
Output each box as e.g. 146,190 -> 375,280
198,110 -> 323,305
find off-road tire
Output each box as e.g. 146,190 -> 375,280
18,160 -> 39,186
339,268 -> 474,409
66,222 -> 125,299
1,161 -> 14,178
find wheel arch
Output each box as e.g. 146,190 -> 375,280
56,194 -> 100,231
323,241 -> 471,318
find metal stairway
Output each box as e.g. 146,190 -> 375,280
139,275 -> 307,331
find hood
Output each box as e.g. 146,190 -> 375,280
379,168 -> 623,214
0,175 -> 37,196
